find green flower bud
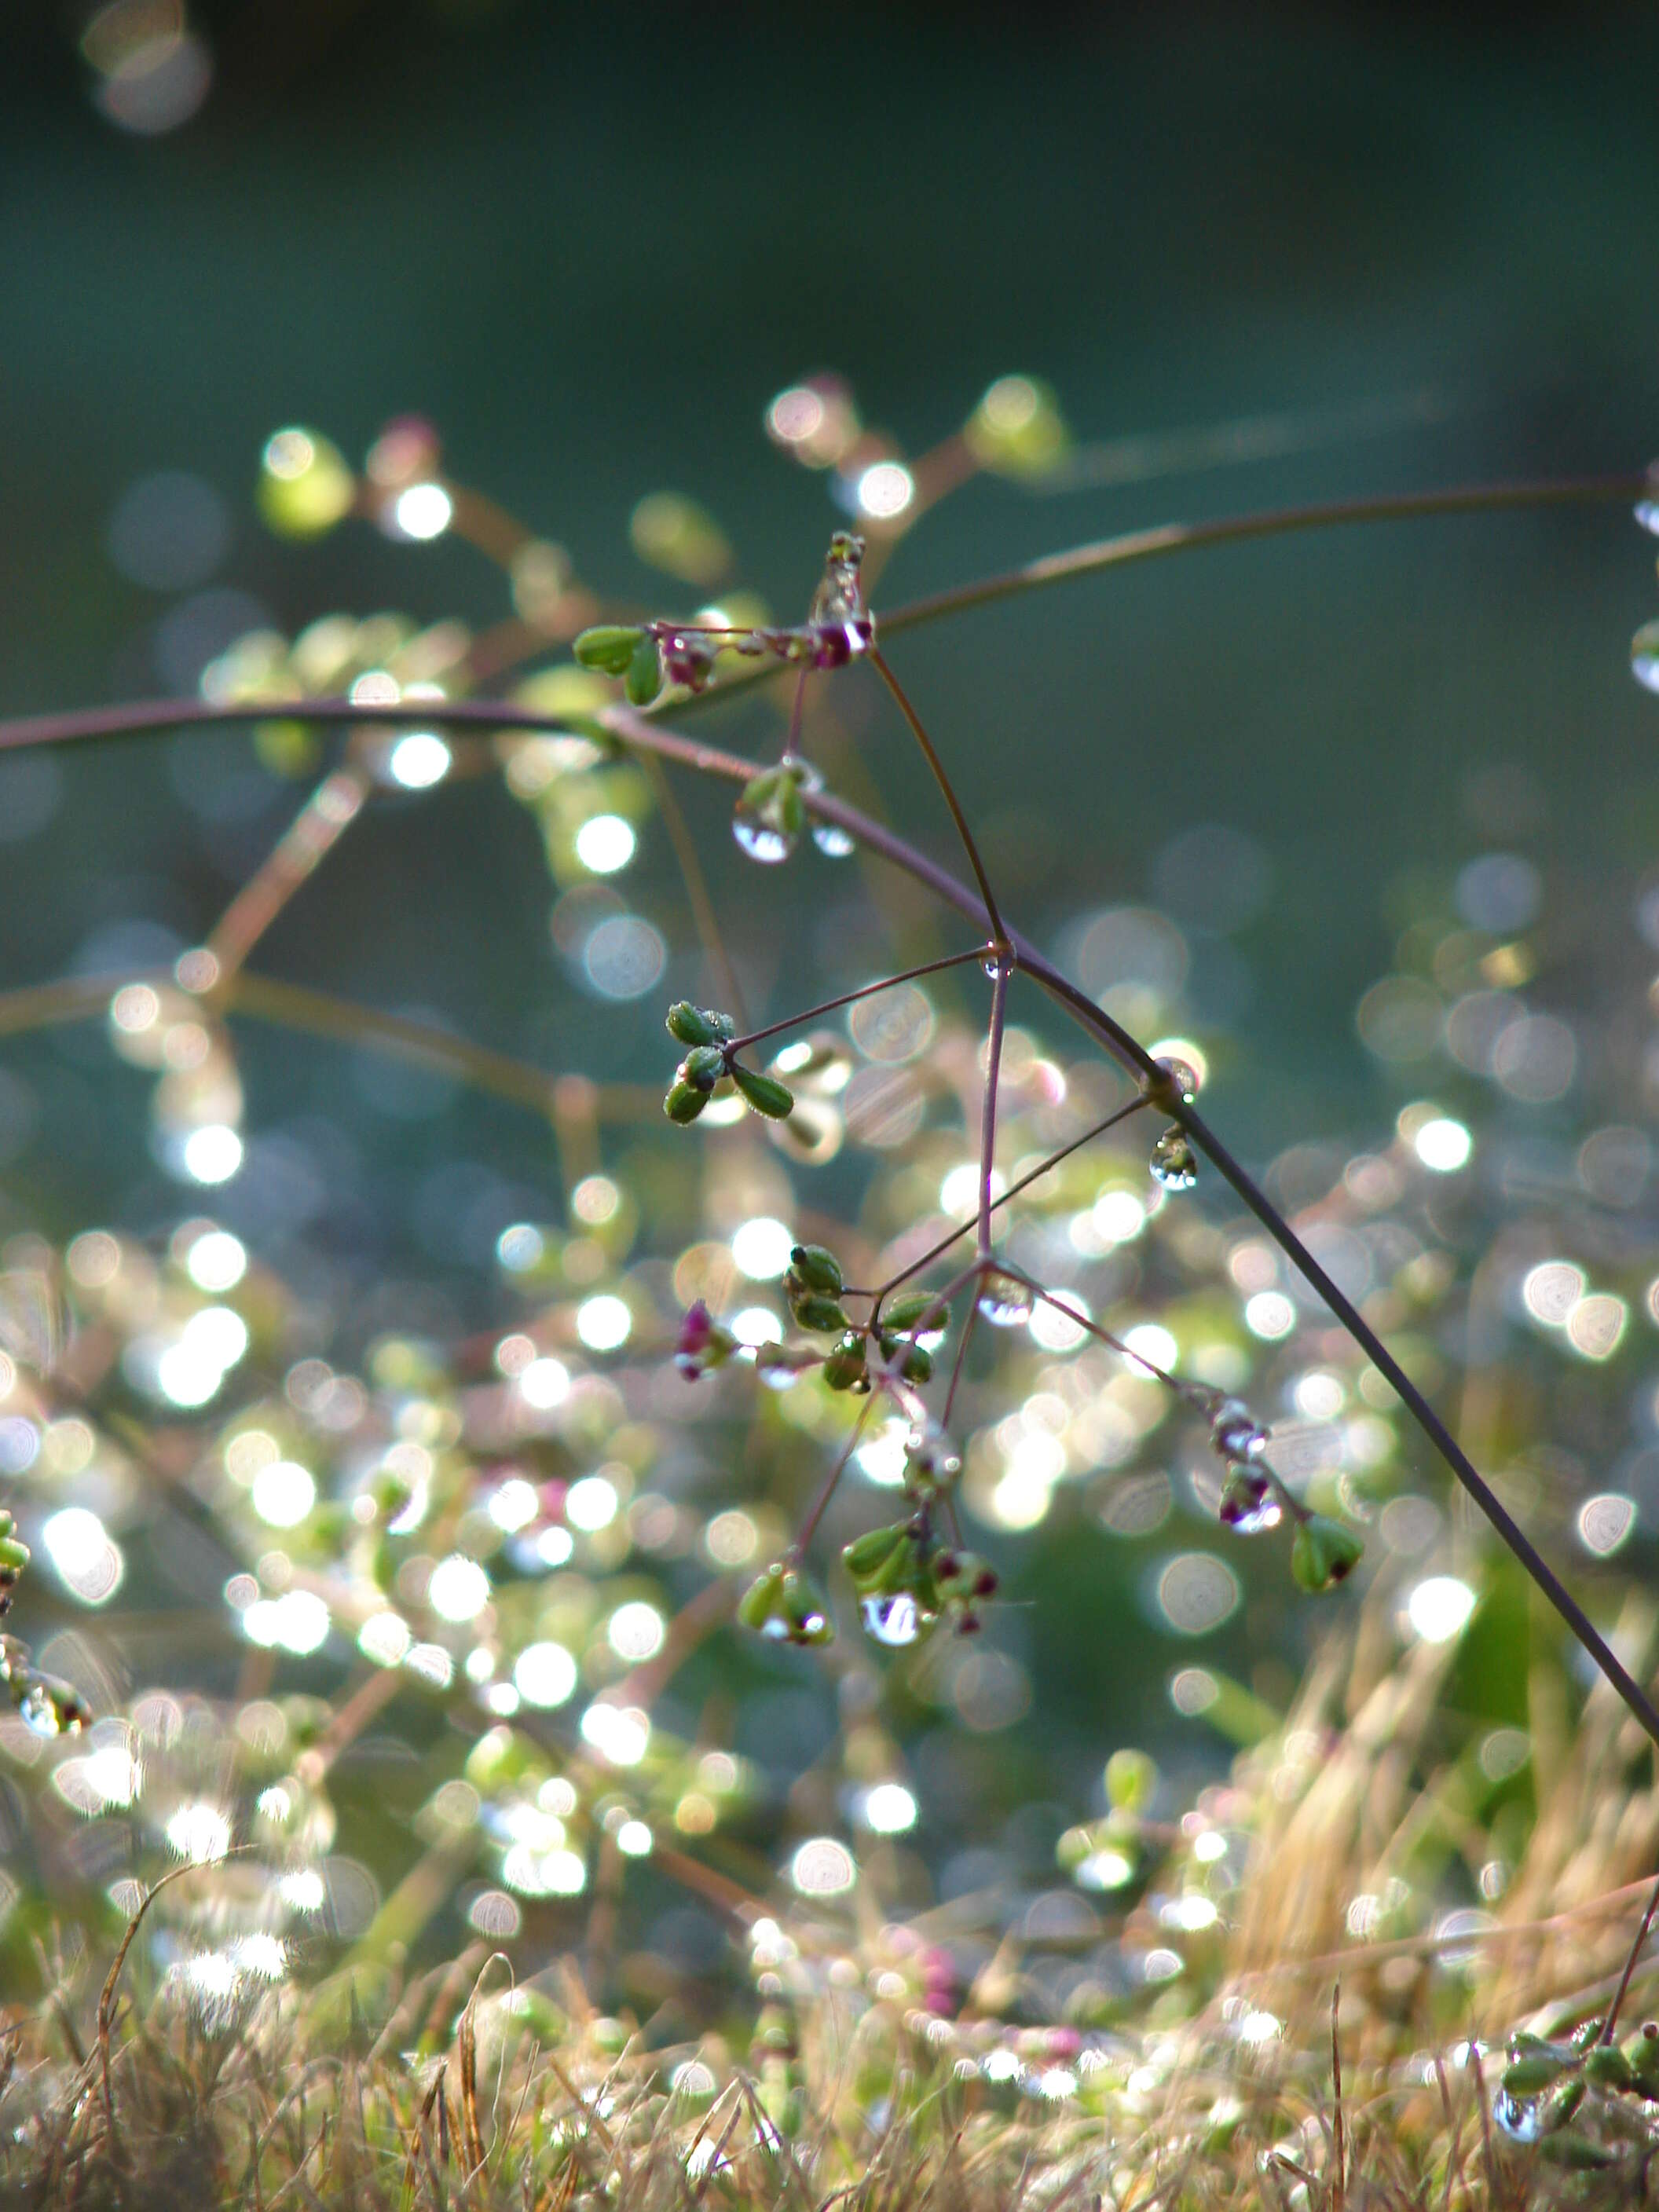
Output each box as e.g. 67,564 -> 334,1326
738,1562 -> 834,1646
731,1064 -> 794,1119
1290,1514 -> 1364,1593
1503,2051 -> 1575,2097
738,1565 -> 786,1631
821,1332 -> 869,1391
1582,2045 -> 1635,2090
678,1045 -> 727,1093
1622,2023 -> 1659,2094
1539,2075 -> 1587,2131
624,631 -> 664,706
1540,2132 -> 1619,2172
0,1536 -> 30,1574
883,1291 -> 949,1334
573,624 -> 646,677
791,1294 -> 850,1334
664,1080 -> 708,1125
789,1244 -> 844,1296
666,1002 -> 723,1046
842,1524 -> 909,1588
935,1550 -> 998,1602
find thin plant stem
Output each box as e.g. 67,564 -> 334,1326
875,473 -> 1650,637
977,958 -> 1010,1255
941,1298 -> 980,1430
725,946 -> 990,1055
868,646 -> 1007,947
202,761 -> 370,985
782,667 -> 808,763
793,1397 -> 877,1558
1599,1868 -> 1659,2044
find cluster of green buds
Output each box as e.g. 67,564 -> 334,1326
1496,2019 -> 1659,2167
782,1246 -> 866,1392
573,622 -> 669,706
661,1002 -> 793,1124
736,1560 -> 834,1646
841,1515 -> 997,1645
873,1289 -> 950,1389
0,1508 -> 27,1615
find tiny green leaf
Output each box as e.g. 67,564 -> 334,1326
624,630 -> 664,706
1290,1514 -> 1364,1593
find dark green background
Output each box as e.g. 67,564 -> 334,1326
2,2 -> 1657,1276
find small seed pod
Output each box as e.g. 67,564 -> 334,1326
664,1079 -> 708,1126
1290,1513 -> 1364,1593
731,1064 -> 795,1120
935,1549 -> 997,1602
1582,2045 -> 1635,2091
678,1045 -> 727,1093
738,1562 -> 833,1646
789,1243 -> 844,1296
883,1290 -> 950,1335
573,624 -> 646,676
903,1419 -> 961,1496
878,1335 -> 932,1383
790,1293 -> 850,1334
624,630 -> 664,706
666,1002 -> 727,1047
841,1523 -> 910,1591
821,1332 -> 869,1392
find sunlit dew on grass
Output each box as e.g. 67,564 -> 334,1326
488,1477 -> 538,1532
166,1802 -> 232,1865
566,1474 -> 618,1530
581,914 -> 665,999
185,1228 -> 247,1291
859,1782 -> 917,1834
242,1590 -> 331,1654
789,1837 -> 855,1896
731,1216 -> 793,1279
1243,1291 -> 1295,1341
1410,1112 -> 1472,1174
386,731 -> 452,789
1155,1553 -> 1241,1635
573,814 -> 636,874
513,1641 -> 577,1707
1029,1294 -> 1089,1353
390,482 -> 452,540
731,1306 -> 782,1347
576,1294 -> 631,1351
251,1459 -> 315,1529
41,1507 -> 123,1604
1579,1493 -> 1636,1556
179,1123 -> 243,1185
1404,1575 -> 1477,1644
358,1612 -> 412,1666
428,1555 -> 489,1621
854,460 -> 915,522
1122,1322 -> 1177,1375
606,1601 -> 665,1661
518,1355 -> 570,1410
580,1702 -> 650,1766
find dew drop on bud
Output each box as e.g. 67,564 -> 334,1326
1149,1126 -> 1198,1192
1210,1399 -> 1268,1463
1155,1056 -> 1199,1103
976,1280 -> 1032,1328
811,822 -> 855,858
732,811 -> 796,865
859,1591 -> 931,1647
